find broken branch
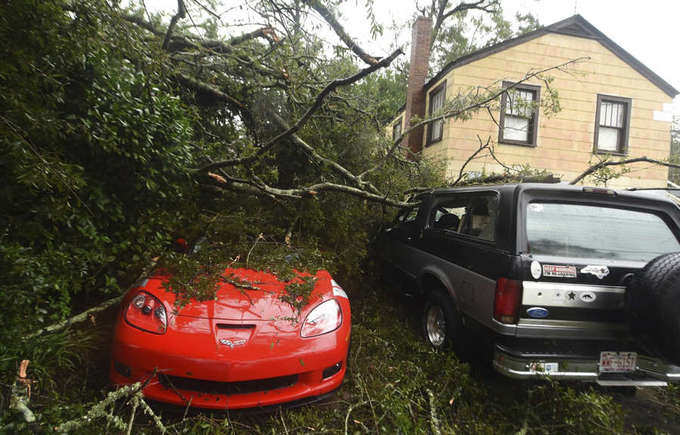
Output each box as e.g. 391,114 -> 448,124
200,48 -> 402,172
305,0 -> 380,65
162,0 -> 187,50
570,156 -> 680,185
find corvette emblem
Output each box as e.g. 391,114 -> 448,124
219,338 -> 247,349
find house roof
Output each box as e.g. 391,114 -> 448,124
423,14 -> 678,98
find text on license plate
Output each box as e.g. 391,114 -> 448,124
599,351 -> 637,373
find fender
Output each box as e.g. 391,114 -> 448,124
418,265 -> 458,306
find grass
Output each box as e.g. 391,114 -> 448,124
3,277 -> 680,434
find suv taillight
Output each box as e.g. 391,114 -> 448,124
494,278 -> 522,324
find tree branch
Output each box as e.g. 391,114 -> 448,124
211,177 -> 415,207
363,57 -> 586,178
305,0 -> 380,65
174,73 -> 244,108
406,57 -> 589,139
570,157 -> 680,185
199,48 -> 402,171
121,14 -> 274,54
430,0 -> 500,49
121,14 -> 164,36
269,113 -> 381,194
451,135 -> 491,186
163,0 -> 187,50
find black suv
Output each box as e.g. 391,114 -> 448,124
380,183 -> 680,386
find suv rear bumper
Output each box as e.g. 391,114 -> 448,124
493,343 -> 680,386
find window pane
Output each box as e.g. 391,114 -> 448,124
431,88 -> 445,112
506,89 -> 534,117
526,203 -> 679,262
600,101 -> 624,128
460,196 -> 497,241
432,203 -> 466,231
399,207 -> 418,223
431,118 -> 443,140
598,126 -> 620,151
503,115 -> 529,142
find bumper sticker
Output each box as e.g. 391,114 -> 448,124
580,265 -> 610,280
542,264 -> 577,278
530,261 -> 542,279
529,362 -> 558,374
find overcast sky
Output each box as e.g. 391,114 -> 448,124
147,0 -> 680,115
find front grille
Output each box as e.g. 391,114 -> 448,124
159,373 -> 298,395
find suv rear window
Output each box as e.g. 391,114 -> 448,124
526,202 -> 680,262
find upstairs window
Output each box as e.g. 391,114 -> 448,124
392,117 -> 402,141
427,81 -> 446,145
594,95 -> 631,154
499,82 -> 540,146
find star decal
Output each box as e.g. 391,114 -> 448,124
568,291 -> 576,300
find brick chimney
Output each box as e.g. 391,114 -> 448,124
404,16 -> 432,156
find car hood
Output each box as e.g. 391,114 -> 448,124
143,268 -> 332,322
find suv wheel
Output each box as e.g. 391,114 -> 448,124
422,289 -> 463,351
627,252 -> 680,364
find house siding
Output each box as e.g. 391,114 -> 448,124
419,32 -> 673,187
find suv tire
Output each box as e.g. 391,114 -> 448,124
422,288 -> 464,353
627,252 -> 680,364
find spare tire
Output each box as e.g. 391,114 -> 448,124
627,252 -> 680,364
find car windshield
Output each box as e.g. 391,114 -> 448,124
526,202 -> 680,262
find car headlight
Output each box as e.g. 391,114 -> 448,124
125,291 -> 167,334
300,299 -> 342,338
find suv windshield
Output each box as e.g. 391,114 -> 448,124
526,202 -> 680,262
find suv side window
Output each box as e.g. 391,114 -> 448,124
398,207 -> 419,224
431,198 -> 466,232
431,193 -> 498,242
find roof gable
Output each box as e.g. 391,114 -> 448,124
424,15 -> 678,98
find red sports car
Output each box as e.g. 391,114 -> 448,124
110,268 -> 351,409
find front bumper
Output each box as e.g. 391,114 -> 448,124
110,302 -> 351,409
493,342 -> 680,386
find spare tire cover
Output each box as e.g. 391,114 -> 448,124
627,252 -> 680,364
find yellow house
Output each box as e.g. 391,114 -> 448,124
396,15 -> 678,187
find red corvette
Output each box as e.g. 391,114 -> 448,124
110,268 -> 351,409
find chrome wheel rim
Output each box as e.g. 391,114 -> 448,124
426,305 -> 446,347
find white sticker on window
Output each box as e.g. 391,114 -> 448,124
530,261 -> 542,279
528,203 -> 544,213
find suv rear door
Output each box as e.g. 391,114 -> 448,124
516,188 -> 680,339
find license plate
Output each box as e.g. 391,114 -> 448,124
599,351 -> 637,373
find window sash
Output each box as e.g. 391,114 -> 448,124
431,88 -> 445,112
431,118 -> 443,141
503,116 -> 530,142
597,126 -> 620,152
